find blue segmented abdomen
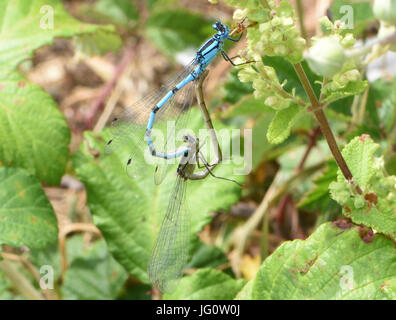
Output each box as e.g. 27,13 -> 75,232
144,36 -> 224,159
144,72 -> 197,159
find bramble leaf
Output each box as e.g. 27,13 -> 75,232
252,222 -> 396,299
163,268 -> 246,300
0,71 -> 70,184
94,0 -> 138,26
73,29 -> 122,58
0,167 -> 57,249
185,242 -> 228,270
329,136 -> 396,239
0,0 -> 120,184
235,279 -> 254,300
0,0 -> 117,72
145,10 -> 212,58
61,239 -> 128,300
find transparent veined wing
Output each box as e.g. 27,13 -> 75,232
152,82 -> 196,185
148,175 -> 190,293
125,79 -> 196,183
105,59 -> 197,154
105,59 -> 198,183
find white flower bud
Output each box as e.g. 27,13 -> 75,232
373,0 -> 396,24
306,37 -> 346,78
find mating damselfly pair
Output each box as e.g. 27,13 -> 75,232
105,21 -> 245,293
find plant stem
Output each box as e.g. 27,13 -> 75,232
0,259 -> 43,300
260,202 -> 269,260
1,252 -> 57,300
295,0 -> 307,40
58,223 -> 101,282
86,44 -> 138,130
293,63 -> 362,194
195,70 -> 222,165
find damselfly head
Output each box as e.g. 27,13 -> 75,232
182,134 -> 198,147
212,21 -> 230,39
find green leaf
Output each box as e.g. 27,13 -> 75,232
73,29 -> 122,57
0,167 -> 57,249
252,222 -> 396,299
329,135 -> 396,239
235,279 -> 254,300
0,71 -> 70,184
267,104 -> 305,144
340,135 -> 379,187
367,79 -> 396,132
61,239 -> 128,300
29,235 -> 87,282
323,80 -> 368,104
163,268 -> 246,300
72,109 -> 243,284
185,242 -> 228,270
298,160 -> 338,209
0,0 -> 116,72
94,0 -> 138,26
0,0 -> 116,184
328,96 -> 353,117
28,242 -> 61,281
145,10 -> 212,58
222,96 -> 270,118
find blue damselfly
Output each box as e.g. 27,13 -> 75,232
105,21 -> 244,184
148,73 -> 242,293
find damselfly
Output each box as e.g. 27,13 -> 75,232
148,134 -> 233,293
148,73 -> 241,293
105,21 -> 244,184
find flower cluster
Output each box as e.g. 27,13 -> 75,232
238,61 -> 298,111
225,0 -> 306,64
305,17 -> 364,95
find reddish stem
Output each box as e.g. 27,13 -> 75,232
85,45 -> 137,129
